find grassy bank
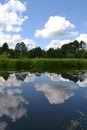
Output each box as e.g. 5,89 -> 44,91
0,58 -> 87,72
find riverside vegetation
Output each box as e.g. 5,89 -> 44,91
0,58 -> 87,72
0,40 -> 87,71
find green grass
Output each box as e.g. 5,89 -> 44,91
0,58 -> 87,72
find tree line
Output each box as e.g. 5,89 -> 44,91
0,40 -> 87,58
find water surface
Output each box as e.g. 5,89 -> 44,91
0,71 -> 87,130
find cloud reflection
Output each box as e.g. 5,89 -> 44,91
24,73 -> 36,83
0,72 -> 32,126
0,93 -> 28,122
46,73 -> 69,82
0,72 -> 36,89
76,73 -> 87,88
35,73 -> 78,104
0,122 -> 7,130
35,83 -> 74,104
0,72 -> 37,129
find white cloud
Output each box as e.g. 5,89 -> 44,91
0,32 -> 36,49
46,33 -> 87,50
0,32 -> 22,48
0,0 -> 36,49
46,39 -> 71,49
6,25 -> 22,32
8,0 -> 26,12
0,0 -> 28,32
35,16 -> 78,38
23,39 -> 36,50
76,34 -> 87,43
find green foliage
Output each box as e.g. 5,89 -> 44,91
0,58 -> 86,71
45,48 -> 56,58
61,40 -> 86,58
15,42 -> 27,58
1,42 -> 9,53
82,50 -> 87,58
0,40 -> 86,59
28,47 -> 44,58
0,53 -> 9,70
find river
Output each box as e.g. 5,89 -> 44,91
0,70 -> 87,130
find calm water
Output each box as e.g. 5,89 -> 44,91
0,71 -> 87,130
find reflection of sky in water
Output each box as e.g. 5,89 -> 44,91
0,71 -> 87,130
35,84 -> 74,104
0,72 -> 36,130
35,72 -> 87,104
35,73 -> 78,104
76,73 -> 87,87
0,122 -> 7,130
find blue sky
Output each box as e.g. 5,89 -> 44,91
0,0 -> 87,49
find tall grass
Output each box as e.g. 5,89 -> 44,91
0,58 -> 87,72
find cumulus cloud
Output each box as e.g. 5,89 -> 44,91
46,33 -> 87,50
0,0 -> 27,32
0,32 -> 36,49
0,0 -> 36,49
46,39 -> 71,49
76,34 -> 87,43
0,32 -> 22,48
23,39 -> 36,50
35,16 -> 78,38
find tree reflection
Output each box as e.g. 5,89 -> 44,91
0,72 -> 9,81
15,72 -> 27,81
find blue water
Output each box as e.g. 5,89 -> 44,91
0,71 -> 87,130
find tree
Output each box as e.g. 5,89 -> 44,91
28,47 -> 44,58
15,42 -> 27,58
61,40 -> 86,58
82,50 -> 87,58
8,49 -> 15,58
1,42 -> 9,53
55,48 -> 63,58
45,48 -> 56,58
